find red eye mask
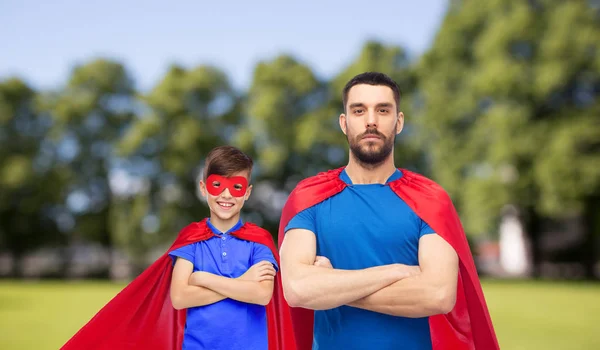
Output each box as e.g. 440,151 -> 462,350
205,174 -> 248,197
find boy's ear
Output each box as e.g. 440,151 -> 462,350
244,184 -> 253,201
199,180 -> 207,198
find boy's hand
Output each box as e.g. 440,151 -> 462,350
189,271 -> 211,286
238,261 -> 276,282
314,256 -> 333,268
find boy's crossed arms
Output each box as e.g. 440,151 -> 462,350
170,259 -> 276,309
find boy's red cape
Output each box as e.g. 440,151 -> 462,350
61,219 -> 296,350
276,168 -> 500,350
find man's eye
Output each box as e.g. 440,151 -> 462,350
211,182 -> 221,187
354,109 -> 364,114
234,184 -> 243,190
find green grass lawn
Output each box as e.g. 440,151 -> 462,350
481,280 -> 600,350
0,279 -> 598,349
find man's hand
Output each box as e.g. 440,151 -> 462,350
238,261 -> 276,282
348,234 -> 458,317
313,255 -> 420,279
314,256 -> 333,268
405,265 -> 421,277
281,228 -> 420,310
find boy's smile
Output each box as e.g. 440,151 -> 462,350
217,201 -> 234,210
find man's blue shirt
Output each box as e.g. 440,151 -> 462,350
285,169 -> 435,350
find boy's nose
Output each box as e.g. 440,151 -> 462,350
220,188 -> 233,198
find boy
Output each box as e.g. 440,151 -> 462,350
61,146 -> 295,350
169,145 -> 279,349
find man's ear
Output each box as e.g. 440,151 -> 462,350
396,111 -> 405,134
339,113 -> 347,135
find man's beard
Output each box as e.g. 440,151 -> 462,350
348,127 -> 395,168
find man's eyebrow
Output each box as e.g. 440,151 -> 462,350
348,103 -> 366,109
348,102 -> 394,109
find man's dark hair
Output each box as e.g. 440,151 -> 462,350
342,72 -> 402,112
203,146 -> 254,180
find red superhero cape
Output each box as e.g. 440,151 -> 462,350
61,219 -> 296,350
276,168 -> 500,350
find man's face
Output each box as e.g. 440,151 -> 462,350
340,84 -> 404,166
199,170 -> 252,222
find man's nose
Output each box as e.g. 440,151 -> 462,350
365,109 -> 378,128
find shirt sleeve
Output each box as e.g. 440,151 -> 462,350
168,243 -> 195,266
419,218 -> 436,238
284,205 -> 317,234
251,243 -> 279,271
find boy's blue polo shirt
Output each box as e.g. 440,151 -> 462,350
285,169 -> 436,350
169,219 -> 278,350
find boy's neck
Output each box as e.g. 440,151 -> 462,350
209,214 -> 241,234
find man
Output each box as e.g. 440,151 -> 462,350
278,72 -> 499,349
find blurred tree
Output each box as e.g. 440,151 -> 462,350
39,59 -> 137,277
233,55 -> 326,235
416,0 -> 600,277
116,64 -> 238,273
237,55 -> 324,179
0,78 -> 65,277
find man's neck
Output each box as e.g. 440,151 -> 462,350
345,154 -> 397,184
209,215 -> 240,234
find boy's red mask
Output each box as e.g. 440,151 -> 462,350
205,174 -> 248,197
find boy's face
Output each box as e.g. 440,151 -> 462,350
199,170 -> 252,222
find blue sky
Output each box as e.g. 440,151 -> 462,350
1,0 -> 447,91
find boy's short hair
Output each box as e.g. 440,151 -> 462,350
203,146 -> 254,180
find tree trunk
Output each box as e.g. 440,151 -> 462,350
59,239 -> 74,278
582,195 -> 600,280
10,252 -> 24,278
524,206 -> 543,278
